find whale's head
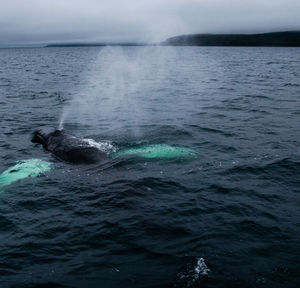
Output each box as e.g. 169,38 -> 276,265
32,127 -> 57,148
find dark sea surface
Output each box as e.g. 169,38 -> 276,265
0,46 -> 300,288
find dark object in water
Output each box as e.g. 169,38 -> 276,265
32,128 -> 107,164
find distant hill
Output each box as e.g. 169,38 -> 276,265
163,31 -> 300,47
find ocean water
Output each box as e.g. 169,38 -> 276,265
0,46 -> 299,288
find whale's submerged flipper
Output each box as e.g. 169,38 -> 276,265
0,159 -> 53,189
112,144 -> 196,159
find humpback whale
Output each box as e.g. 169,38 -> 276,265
32,128 -> 107,164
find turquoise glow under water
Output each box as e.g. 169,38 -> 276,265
112,144 -> 196,159
0,159 -> 53,189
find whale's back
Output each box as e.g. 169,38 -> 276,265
54,146 -> 106,164
33,129 -> 107,164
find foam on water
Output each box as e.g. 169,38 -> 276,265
82,138 -> 117,154
195,258 -> 210,277
177,258 -> 210,287
0,159 -> 53,189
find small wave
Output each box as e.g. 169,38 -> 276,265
283,83 -> 300,87
266,61 -> 280,65
83,138 -> 117,154
244,94 -> 271,100
197,126 -> 236,137
222,157 -> 300,184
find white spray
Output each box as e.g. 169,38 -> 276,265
58,46 -> 177,136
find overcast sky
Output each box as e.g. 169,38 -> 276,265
1,0 -> 299,45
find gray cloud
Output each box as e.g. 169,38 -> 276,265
0,0 -> 299,45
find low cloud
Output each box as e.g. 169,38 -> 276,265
0,0 -> 299,45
